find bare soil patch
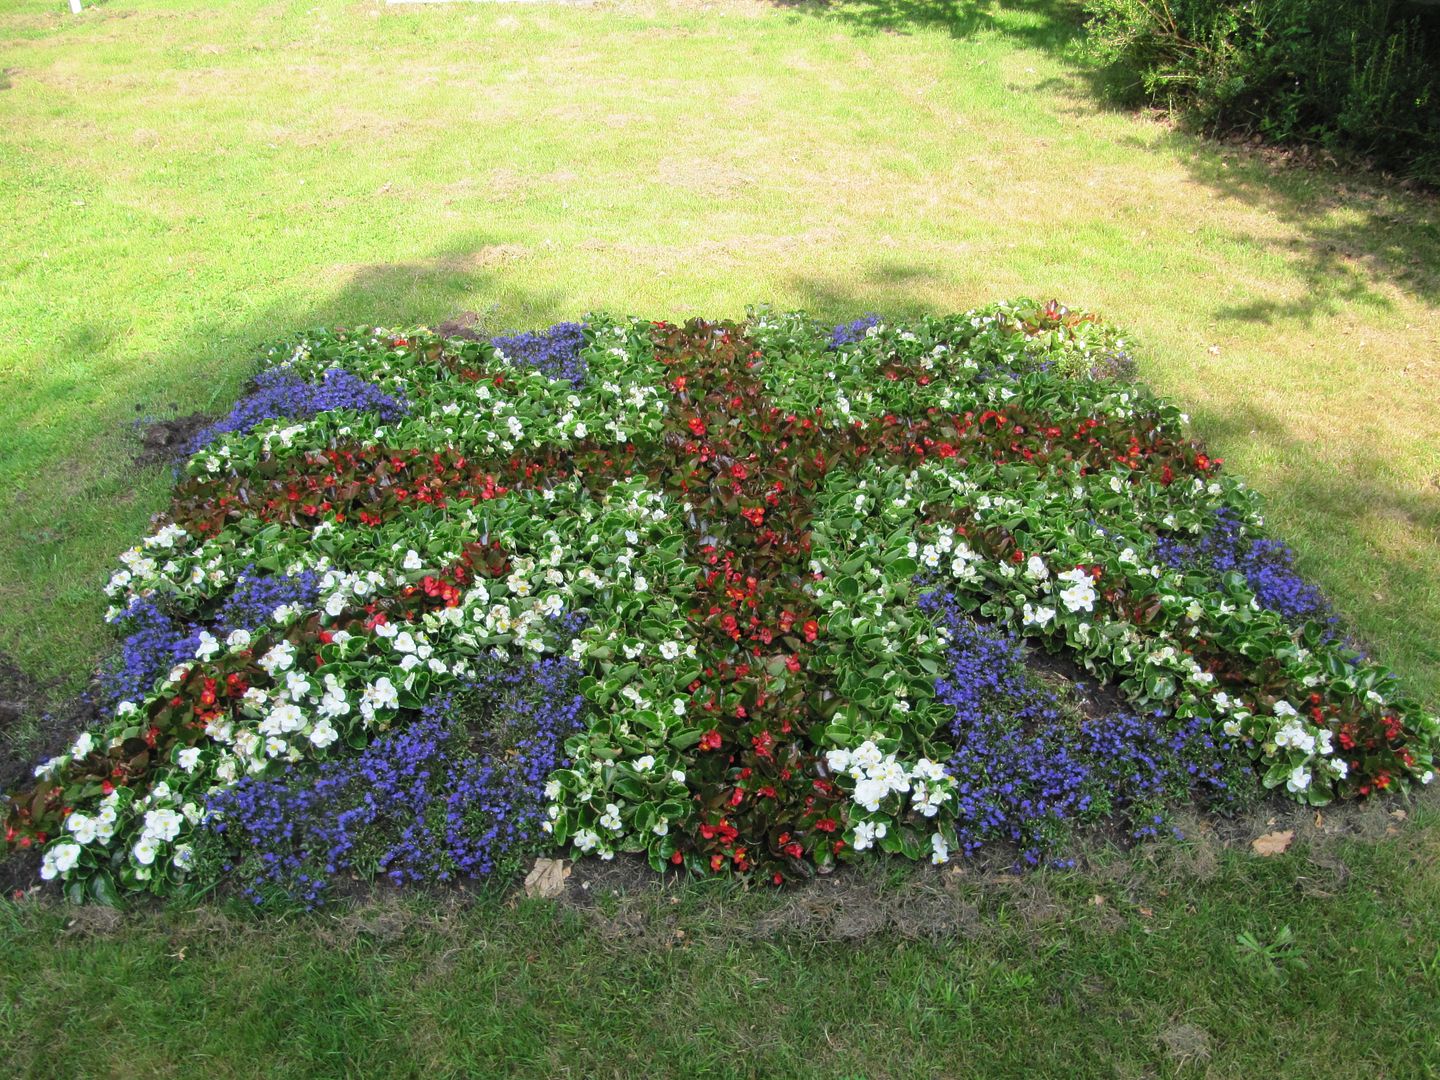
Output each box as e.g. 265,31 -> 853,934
132,411 -> 210,468
0,652 -> 103,898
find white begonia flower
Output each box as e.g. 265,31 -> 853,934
144,808 -> 184,843
363,677 -> 399,712
544,779 -> 562,801
671,770 -> 687,785
308,719 -> 339,749
261,702 -> 306,736
67,814 -> 98,845
33,755 -> 67,780
226,628 -> 252,651
403,549 -> 423,571
913,758 -> 947,782
658,641 -> 681,661
1057,570 -> 1097,613
258,640 -> 296,675
930,833 -> 950,865
1286,766 -> 1311,793
133,836 -> 160,866
852,741 -> 884,769
672,698 -> 687,717
851,820 -> 887,851
825,748 -> 852,773
1274,720 -> 1315,755
573,828 -> 600,854
194,631 -> 222,661
49,842 -> 83,878
1022,603 -> 1056,628
70,732 -> 95,759
873,757 -> 910,794
1025,555 -> 1050,581
285,670 -> 311,701
178,747 -> 203,772
635,755 -> 656,772
853,777 -> 890,813
264,736 -> 289,758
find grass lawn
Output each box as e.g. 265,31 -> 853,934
1,0 -> 1438,1075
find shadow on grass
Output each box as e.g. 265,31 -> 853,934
771,0 -> 1088,50
777,0 -> 1440,323
1194,399 -> 1440,696
1126,130 -> 1440,321
115,238 -> 569,426
0,235 -> 570,686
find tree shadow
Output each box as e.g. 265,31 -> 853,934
775,0 -> 1440,323
770,0 -> 1088,51
0,237 -> 571,684
1126,130 -> 1440,323
117,240 -> 568,420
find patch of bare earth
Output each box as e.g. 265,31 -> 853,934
0,653 -> 103,898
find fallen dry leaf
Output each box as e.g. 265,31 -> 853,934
1251,830 -> 1295,857
523,857 -> 571,899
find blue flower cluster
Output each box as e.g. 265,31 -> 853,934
100,598 -> 203,709
212,566 -> 320,637
188,366 -> 408,454
1158,509 -> 1333,626
205,657 -> 585,907
919,590 -> 1233,864
490,322 -> 588,385
100,570 -> 321,708
827,315 -> 882,349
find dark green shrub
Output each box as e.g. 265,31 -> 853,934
1083,0 -> 1440,186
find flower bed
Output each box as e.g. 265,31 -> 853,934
6,300 -> 1436,904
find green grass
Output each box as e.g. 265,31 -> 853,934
2,0 -> 1439,1074
2,807 -> 1438,1077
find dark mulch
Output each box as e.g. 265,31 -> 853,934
434,311 -> 487,342
132,412 -> 211,468
1023,642 -> 1129,721
0,653 -> 105,898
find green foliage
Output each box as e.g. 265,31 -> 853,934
1083,0 -> 1440,185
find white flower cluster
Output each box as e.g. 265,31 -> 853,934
825,741 -> 954,861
